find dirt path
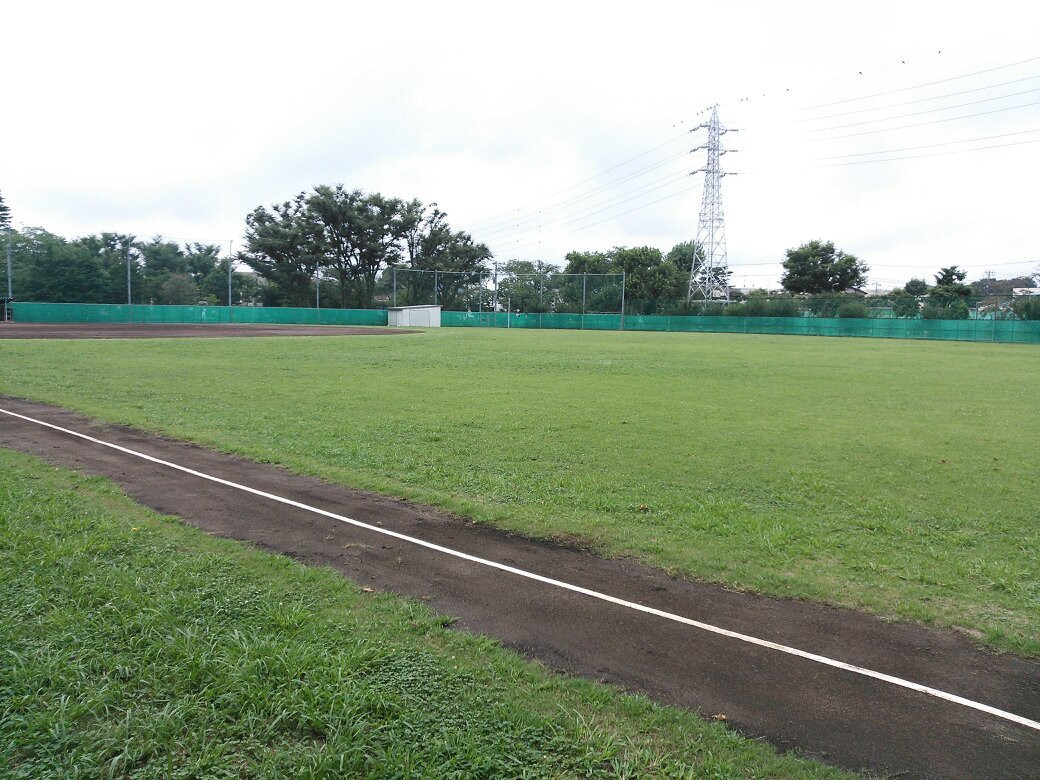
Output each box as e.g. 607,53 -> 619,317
0,396 -> 1036,779
0,323 -> 411,338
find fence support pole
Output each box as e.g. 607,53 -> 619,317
5,232 -> 12,300
581,273 -> 586,330
434,270 -> 438,305
125,241 -> 132,322
620,271 -> 626,331
227,241 -> 233,322
393,268 -> 397,307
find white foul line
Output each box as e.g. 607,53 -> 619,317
2,405 -> 1038,734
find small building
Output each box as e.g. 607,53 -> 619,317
387,305 -> 441,327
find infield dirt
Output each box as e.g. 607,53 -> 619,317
0,323 -> 414,339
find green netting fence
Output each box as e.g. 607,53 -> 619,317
11,302 -> 387,327
443,310 -> 1040,343
9,302 -> 1040,343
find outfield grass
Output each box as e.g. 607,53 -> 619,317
0,448 -> 850,778
0,329 -> 1037,654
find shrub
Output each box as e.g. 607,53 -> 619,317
726,297 -> 801,317
921,299 -> 969,320
1012,295 -> 1040,321
836,301 -> 871,319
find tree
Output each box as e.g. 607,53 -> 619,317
497,260 -> 558,312
665,241 -> 704,278
243,194 -> 322,307
889,289 -> 921,318
558,250 -> 620,312
612,246 -> 686,312
9,228 -> 109,303
200,259 -> 261,305
159,274 -> 199,305
933,266 -> 970,289
0,190 -> 11,232
923,266 -> 973,319
780,240 -> 868,295
395,201 -> 490,309
904,278 -> 929,296
1012,295 -> 1040,321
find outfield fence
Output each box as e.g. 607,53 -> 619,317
445,310 -> 1040,343
8,302 -> 1040,343
10,302 -> 388,327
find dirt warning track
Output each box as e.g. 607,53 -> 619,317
1,396 -> 1037,779
0,323 -> 413,339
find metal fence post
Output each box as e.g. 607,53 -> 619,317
393,268 -> 397,307
581,273 -> 586,330
620,271 -> 626,331
5,232 -> 12,301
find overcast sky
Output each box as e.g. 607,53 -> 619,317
3,1 -> 1038,289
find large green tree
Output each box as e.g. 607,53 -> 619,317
244,195 -> 322,308
612,246 -> 686,312
904,278 -> 929,296
395,201 -> 490,309
497,260 -> 558,312
557,251 -> 620,312
780,240 -> 868,295
923,266 -> 973,319
246,187 -> 489,309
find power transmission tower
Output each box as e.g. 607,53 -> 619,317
688,106 -> 736,301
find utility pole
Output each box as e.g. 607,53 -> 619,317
688,106 -> 737,302
5,231 -> 12,300
620,271 -> 626,330
125,239 -> 132,305
227,241 -> 234,314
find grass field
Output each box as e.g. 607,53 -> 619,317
0,449 -> 849,778
0,329 -> 1037,654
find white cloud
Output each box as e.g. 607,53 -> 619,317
2,0 -> 1038,286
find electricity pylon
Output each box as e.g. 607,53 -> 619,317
688,106 -> 736,301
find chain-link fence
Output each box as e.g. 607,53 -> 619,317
385,269 -> 625,314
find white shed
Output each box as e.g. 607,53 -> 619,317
387,305 -> 441,327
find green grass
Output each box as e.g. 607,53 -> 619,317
0,448 -> 852,778
0,329 -> 1037,655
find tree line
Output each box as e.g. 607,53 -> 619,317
2,186 -> 1037,319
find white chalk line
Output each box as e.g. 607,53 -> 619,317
2,405 -> 1037,734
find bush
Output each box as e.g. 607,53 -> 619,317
836,301 -> 871,319
921,299 -> 969,320
806,293 -> 863,318
1012,295 -> 1040,321
725,297 -> 801,317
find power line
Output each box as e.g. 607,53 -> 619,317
479,170 -> 694,242
817,126 -> 1040,159
798,54 -> 1040,111
821,135 -> 1040,167
496,183 -> 701,256
809,86 -> 1040,132
802,73 -> 1040,122
464,129 -> 692,229
473,150 -> 691,237
815,97 -> 1040,141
